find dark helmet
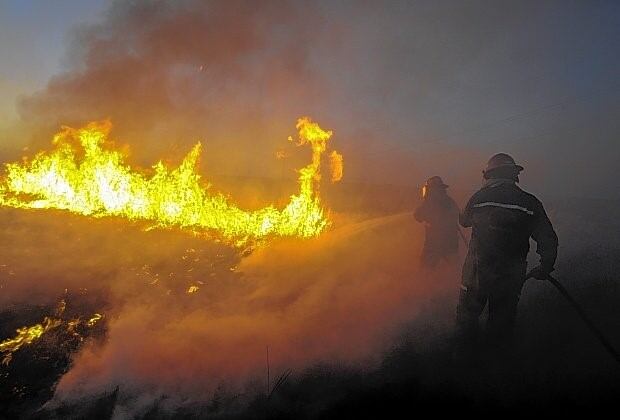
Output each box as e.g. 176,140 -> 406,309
425,176 -> 449,189
483,153 -> 524,175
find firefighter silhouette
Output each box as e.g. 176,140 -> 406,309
414,176 -> 460,267
454,153 -> 558,360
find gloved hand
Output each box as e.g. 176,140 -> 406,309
527,265 -> 553,280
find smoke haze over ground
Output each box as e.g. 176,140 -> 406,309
0,0 -> 619,417
0,202 -> 459,415
1,193 -> 619,417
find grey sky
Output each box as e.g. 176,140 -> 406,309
0,0 -> 107,123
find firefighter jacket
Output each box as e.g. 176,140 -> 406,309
460,180 -> 558,292
415,192 -> 460,255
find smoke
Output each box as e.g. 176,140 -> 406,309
0,202 -> 463,414
3,0 -> 619,197
13,0 -> 333,181
0,3 -> 461,409
3,194 -> 620,415
0,3 -> 474,410
2,0 -> 618,415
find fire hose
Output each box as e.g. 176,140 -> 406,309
458,230 -> 619,364
426,215 -> 618,363
526,271 -> 620,365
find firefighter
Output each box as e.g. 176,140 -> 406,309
454,153 -> 558,360
414,176 -> 460,268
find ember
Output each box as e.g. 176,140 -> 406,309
0,317 -> 62,365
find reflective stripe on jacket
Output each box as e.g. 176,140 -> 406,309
460,182 -> 558,271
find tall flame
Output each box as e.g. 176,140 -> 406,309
0,117 -> 341,242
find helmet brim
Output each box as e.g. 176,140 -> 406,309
483,163 -> 524,174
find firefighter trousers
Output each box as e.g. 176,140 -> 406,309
454,259 -> 526,354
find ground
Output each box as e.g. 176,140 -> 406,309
1,187 -> 619,418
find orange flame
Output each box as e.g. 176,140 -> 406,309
0,117 -> 343,243
329,150 -> 343,182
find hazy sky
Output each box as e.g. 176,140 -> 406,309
0,0 -> 107,123
0,0 -> 618,199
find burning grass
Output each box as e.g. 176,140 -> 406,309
0,290 -> 108,417
0,117 -> 343,243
